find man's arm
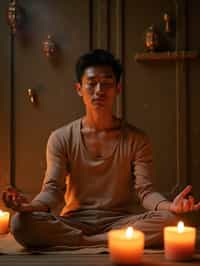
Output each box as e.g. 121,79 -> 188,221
32,131 -> 68,211
133,133 -> 200,213
133,133 -> 168,211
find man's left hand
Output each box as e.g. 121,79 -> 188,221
170,185 -> 200,213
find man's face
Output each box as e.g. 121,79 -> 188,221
76,65 -> 121,111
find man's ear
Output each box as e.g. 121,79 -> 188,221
75,82 -> 82,96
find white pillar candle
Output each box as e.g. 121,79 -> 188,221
164,221 -> 196,261
108,227 -> 144,264
0,210 -> 10,234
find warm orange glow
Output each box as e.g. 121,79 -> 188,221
164,221 -> 196,261
0,210 -> 10,234
108,227 -> 144,264
125,227 -> 134,238
177,221 -> 184,233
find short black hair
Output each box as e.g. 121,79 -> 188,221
75,49 -> 123,83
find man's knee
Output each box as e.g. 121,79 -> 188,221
11,212 -> 30,235
10,212 -> 45,247
11,212 -> 36,231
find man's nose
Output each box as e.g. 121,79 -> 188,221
95,82 -> 104,92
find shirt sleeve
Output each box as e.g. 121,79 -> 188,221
33,131 -> 68,210
133,133 -> 167,210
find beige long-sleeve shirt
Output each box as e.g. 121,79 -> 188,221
34,118 -> 167,215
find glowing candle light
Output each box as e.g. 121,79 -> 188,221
108,226 -> 144,264
0,210 -> 10,234
164,221 -> 196,261
126,226 -> 134,238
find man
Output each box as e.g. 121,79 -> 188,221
3,49 -> 200,249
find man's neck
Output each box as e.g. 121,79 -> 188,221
83,112 -> 117,132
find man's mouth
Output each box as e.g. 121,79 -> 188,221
92,97 -> 105,103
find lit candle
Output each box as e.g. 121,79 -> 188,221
164,221 -> 196,261
108,227 -> 144,264
0,210 -> 10,234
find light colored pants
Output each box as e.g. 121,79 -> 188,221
10,209 -> 178,249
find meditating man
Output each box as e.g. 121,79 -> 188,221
3,49 -> 200,249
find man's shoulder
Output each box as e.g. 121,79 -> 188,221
122,121 -> 151,152
49,118 -> 82,141
122,120 -> 147,139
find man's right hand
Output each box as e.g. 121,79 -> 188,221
2,187 -> 50,213
2,187 -> 34,212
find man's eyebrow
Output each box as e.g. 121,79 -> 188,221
87,74 -> 113,79
86,76 -> 96,80
100,74 -> 114,78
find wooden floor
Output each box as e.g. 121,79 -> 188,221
0,254 -> 200,266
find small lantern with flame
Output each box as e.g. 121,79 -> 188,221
42,35 -> 57,57
7,0 -> 23,34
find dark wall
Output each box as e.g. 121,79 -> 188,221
0,0 -> 11,194
0,0 -> 200,211
188,1 -> 200,202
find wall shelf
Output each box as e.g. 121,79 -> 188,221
135,51 -> 199,62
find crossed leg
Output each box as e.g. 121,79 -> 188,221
11,210 -> 178,249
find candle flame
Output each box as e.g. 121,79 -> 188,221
177,221 -> 184,233
125,226 -> 134,238
0,210 -> 3,217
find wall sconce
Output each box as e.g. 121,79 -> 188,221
7,0 -> 23,34
42,35 -> 57,57
144,25 -> 160,52
27,88 -> 37,105
163,13 -> 171,33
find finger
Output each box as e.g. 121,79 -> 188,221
2,191 -> 21,210
178,199 -> 184,213
8,190 -> 22,202
182,199 -> 190,213
176,185 -> 192,200
188,196 -> 195,211
4,189 -> 16,200
8,193 -> 17,202
185,196 -> 192,212
6,193 -> 20,209
12,193 -> 16,201
193,202 -> 200,211
173,199 -> 183,213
